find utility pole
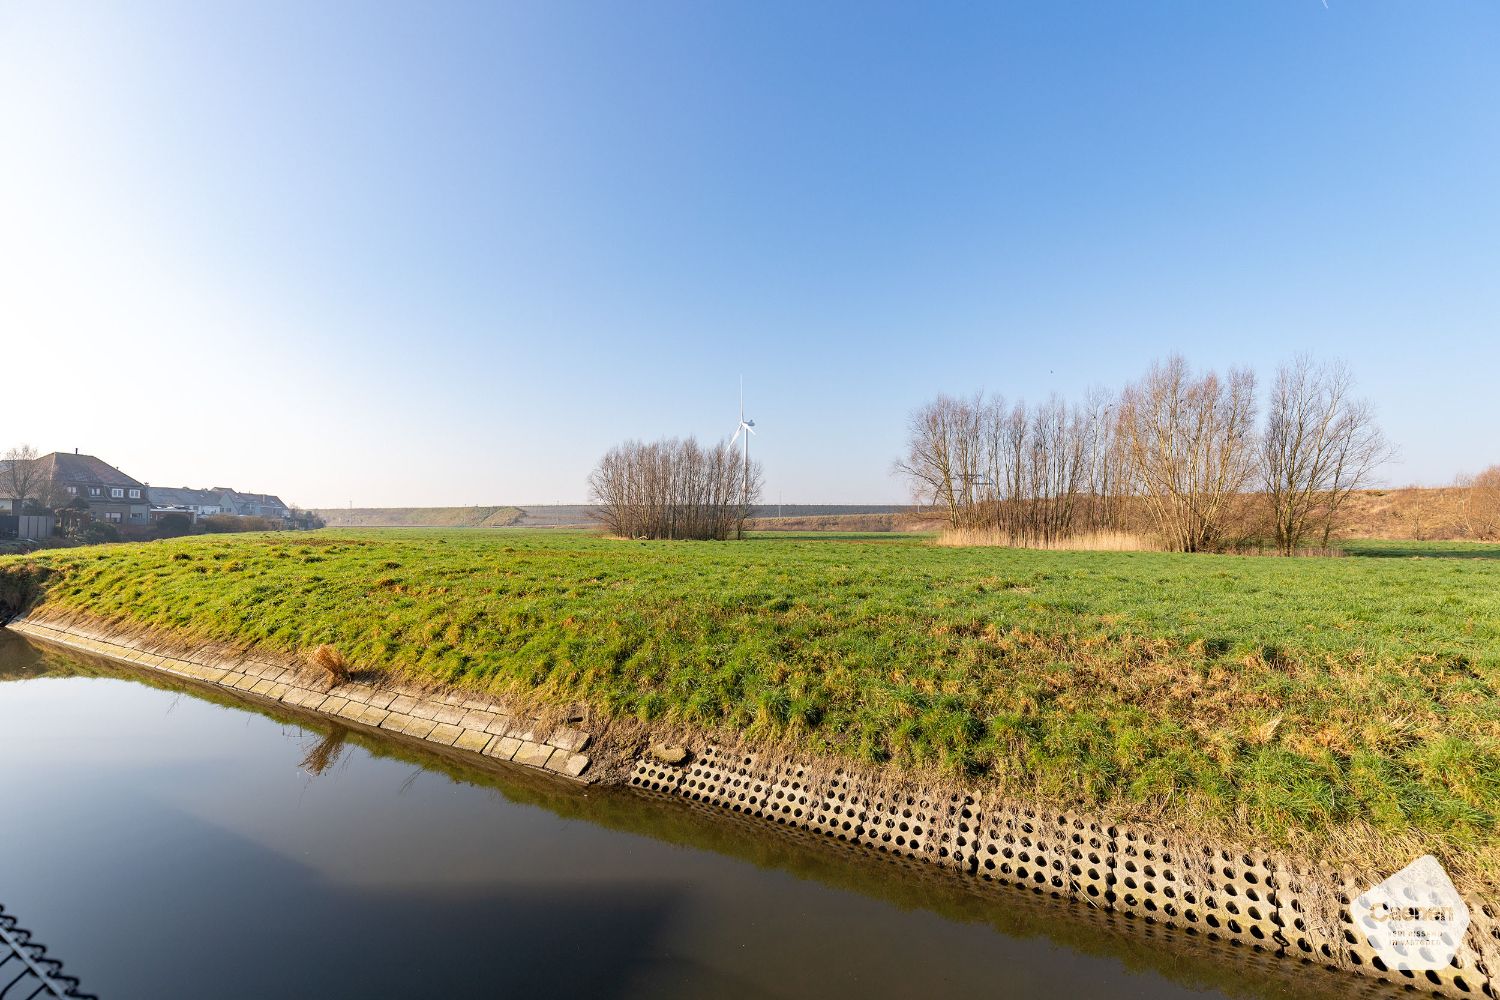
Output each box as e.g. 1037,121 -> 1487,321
733,377 -> 755,540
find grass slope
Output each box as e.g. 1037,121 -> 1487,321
7,530 -> 1500,865
311,506 -> 521,528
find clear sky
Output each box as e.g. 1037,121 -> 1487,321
2,2 -> 1496,507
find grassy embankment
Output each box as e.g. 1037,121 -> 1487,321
310,506 -> 521,528
4,530 -> 1500,873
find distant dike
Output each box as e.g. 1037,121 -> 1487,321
7,609 -> 1496,1000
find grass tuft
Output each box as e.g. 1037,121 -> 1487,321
310,643 -> 349,685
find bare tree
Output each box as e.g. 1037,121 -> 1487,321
1458,466 -> 1500,540
589,436 -> 761,540
1261,356 -> 1394,553
1117,355 -> 1258,552
2,445 -> 47,509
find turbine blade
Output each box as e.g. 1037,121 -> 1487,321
745,425 -> 756,435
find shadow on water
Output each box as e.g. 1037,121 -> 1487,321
0,630 -> 1415,1000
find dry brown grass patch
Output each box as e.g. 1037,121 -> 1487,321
310,643 -> 350,685
936,528 -> 1165,551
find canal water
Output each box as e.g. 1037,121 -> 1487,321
0,631 -> 1375,999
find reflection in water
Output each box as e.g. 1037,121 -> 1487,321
0,630 -> 1405,1000
0,900 -> 97,1000
298,728 -> 349,777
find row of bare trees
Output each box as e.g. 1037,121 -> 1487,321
901,354 -> 1395,553
589,437 -> 762,540
896,392 -> 1125,545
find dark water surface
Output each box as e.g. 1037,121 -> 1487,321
0,632 -> 1371,1000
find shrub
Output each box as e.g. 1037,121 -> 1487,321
154,513 -> 193,539
1460,466 -> 1500,540
81,523 -> 121,544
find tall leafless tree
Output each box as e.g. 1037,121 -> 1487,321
1117,356 -> 1258,552
1075,386 -> 1127,532
1261,356 -> 1394,553
589,436 -> 761,540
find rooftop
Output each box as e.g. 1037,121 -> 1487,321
37,452 -> 146,489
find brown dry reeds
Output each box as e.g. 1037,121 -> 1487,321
310,643 -> 350,684
936,528 -> 1163,551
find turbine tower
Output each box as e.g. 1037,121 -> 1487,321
730,376 -> 755,538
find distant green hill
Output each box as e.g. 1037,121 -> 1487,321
311,506 -> 522,528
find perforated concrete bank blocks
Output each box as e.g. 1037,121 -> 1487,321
631,743 -> 1497,999
11,618 -> 593,782
1274,861 -> 1496,998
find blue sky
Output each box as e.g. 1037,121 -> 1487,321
2,2 -> 1496,506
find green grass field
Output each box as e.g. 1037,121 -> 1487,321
6,529 -> 1500,863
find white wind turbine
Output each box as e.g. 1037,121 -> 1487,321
730,376 -> 756,538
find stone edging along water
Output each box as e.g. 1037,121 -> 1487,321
9,614 -> 1498,999
8,616 -> 592,779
